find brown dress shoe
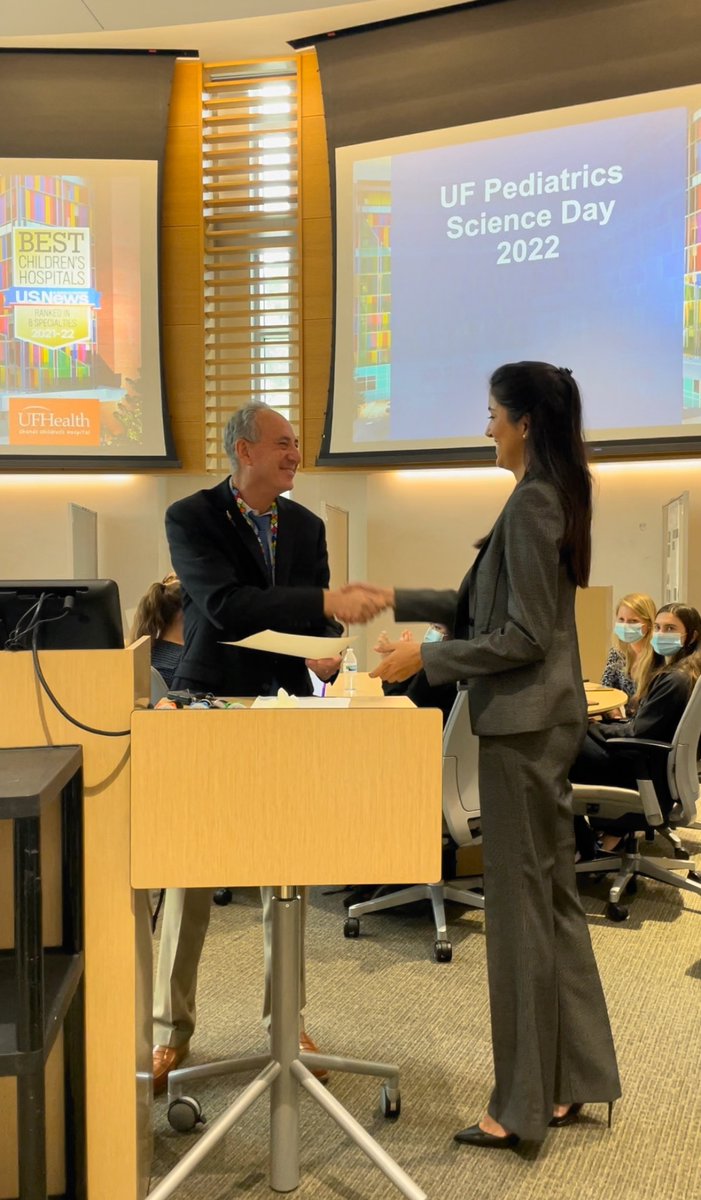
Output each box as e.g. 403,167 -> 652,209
299,1030 -> 329,1084
153,1043 -> 190,1096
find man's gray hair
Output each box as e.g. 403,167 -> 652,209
223,402 -> 270,470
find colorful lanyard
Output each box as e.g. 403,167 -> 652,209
230,482 -> 278,578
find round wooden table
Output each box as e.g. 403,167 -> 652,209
584,683 -> 628,716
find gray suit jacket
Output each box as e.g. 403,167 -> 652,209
395,475 -> 587,737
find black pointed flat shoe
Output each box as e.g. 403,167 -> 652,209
454,1123 -> 519,1148
549,1103 -> 583,1127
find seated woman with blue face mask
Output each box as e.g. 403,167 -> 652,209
600,593 -> 657,711
572,602 -> 701,854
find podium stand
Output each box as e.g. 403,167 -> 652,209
0,642 -> 153,1200
130,699 -> 442,1199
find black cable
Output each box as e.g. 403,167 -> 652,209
4,595 -> 47,650
150,889 -> 166,934
27,595 -> 131,738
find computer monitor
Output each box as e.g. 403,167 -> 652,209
0,580 -> 124,651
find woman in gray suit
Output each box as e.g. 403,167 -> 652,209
370,361 -> 620,1147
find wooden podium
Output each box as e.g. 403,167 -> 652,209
130,698 -> 442,1199
0,642 -> 152,1200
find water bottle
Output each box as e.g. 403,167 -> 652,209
341,646 -> 358,695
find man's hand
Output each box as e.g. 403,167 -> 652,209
369,639 -> 423,683
323,584 -> 392,625
305,654 -> 342,682
342,583 -> 395,611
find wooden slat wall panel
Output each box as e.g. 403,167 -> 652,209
162,58 -> 206,471
203,60 -> 301,473
161,54 -> 333,475
299,52 -> 333,469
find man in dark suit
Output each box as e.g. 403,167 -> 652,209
153,402 -> 383,1094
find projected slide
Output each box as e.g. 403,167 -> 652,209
331,84 -> 701,458
0,158 -> 165,459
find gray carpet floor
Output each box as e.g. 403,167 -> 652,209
151,828 -> 701,1200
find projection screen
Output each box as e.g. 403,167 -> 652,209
0,50 -> 185,469
310,0 -> 701,466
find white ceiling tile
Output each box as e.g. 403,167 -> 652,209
0,0 -> 101,36
0,1 -> 455,60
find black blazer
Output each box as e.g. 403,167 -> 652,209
166,479 -> 339,697
395,475 -> 587,736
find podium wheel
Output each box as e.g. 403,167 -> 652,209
343,917 -> 360,938
380,1085 -> 401,1120
434,939 -> 452,962
167,1096 -> 206,1132
213,888 -> 233,906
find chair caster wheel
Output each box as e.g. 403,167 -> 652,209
344,917 -> 360,938
606,902 -> 629,922
167,1096 -> 206,1132
687,870 -> 701,884
674,848 -> 691,860
380,1085 -> 401,1119
213,888 -> 232,906
434,939 -> 452,962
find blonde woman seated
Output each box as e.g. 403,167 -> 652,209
600,592 -> 657,714
130,573 -> 184,688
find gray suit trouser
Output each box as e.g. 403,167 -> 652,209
153,886 -> 307,1048
479,722 -> 621,1141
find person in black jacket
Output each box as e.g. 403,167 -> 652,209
571,602 -> 701,854
152,402 -> 387,1094
166,409 -> 376,696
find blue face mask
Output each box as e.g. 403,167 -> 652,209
423,625 -> 445,643
651,632 -> 684,657
614,621 -> 644,644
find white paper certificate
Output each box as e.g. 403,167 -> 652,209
223,629 -> 355,659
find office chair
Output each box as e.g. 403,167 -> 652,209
573,674 -> 701,921
150,666 -> 170,704
343,690 -> 484,962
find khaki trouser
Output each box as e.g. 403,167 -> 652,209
153,886 -> 307,1049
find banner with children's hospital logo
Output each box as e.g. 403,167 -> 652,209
0,157 -> 171,463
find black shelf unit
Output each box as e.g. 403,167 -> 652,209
0,745 -> 86,1200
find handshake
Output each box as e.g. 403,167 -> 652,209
323,583 -> 394,625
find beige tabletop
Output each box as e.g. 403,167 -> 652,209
584,682 -> 628,716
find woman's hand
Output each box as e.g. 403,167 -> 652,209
369,639 -> 423,683
374,628 -> 414,654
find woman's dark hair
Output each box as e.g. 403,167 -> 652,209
130,576 -> 182,641
637,602 -> 701,699
489,361 -> 592,586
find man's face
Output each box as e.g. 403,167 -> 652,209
237,409 -> 301,500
